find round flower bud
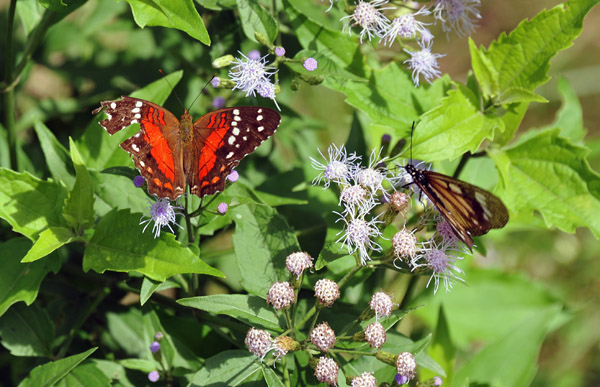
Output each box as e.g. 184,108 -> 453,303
390,191 -> 410,212
275,46 -> 286,57
286,252 -> 314,279
245,327 -> 272,358
266,282 -> 296,310
303,57 -> 318,71
434,376 -> 443,386
212,96 -> 226,109
273,336 -> 297,359
149,341 -> 160,353
314,357 -> 338,386
133,175 -> 145,187
154,332 -> 163,340
217,202 -> 228,214
310,322 -> 336,352
396,351 -> 416,380
364,321 -> 386,349
211,77 -> 221,88
351,372 -> 377,387
212,54 -> 235,68
369,291 -> 394,319
392,228 -> 417,262
148,371 -> 159,382
314,279 -> 340,307
227,169 -> 239,182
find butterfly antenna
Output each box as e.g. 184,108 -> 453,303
158,69 -> 187,111
409,121 -> 416,162
188,73 -> 218,112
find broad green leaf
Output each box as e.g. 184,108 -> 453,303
124,0 -> 210,45
178,294 -> 281,331
471,0 -> 599,99
19,348 -> 97,387
232,204 -> 300,296
141,307 -> 175,369
33,120 -> 74,188
38,0 -> 66,11
326,63 -> 419,135
188,350 -> 263,386
0,238 -> 60,317
0,302 -> 54,357
120,358 -> 157,372
497,87 -> 548,104
106,309 -> 146,357
494,101 -> 529,146
414,268 -> 563,348
91,359 -> 135,387
83,209 -> 224,281
547,76 -> 586,143
412,84 -> 503,162
454,306 -> 561,387
62,138 -> 95,232
21,227 -> 77,263
0,169 -> 68,241
80,71 -> 183,170
16,0 -> 43,35
140,277 -> 179,305
90,170 -> 150,216
286,49 -> 365,82
55,363 -> 111,387
237,0 -> 277,43
490,129 -> 600,237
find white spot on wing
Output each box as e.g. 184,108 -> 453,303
232,121 -> 237,126
233,109 -> 240,115
131,119 -> 138,124
243,136 -> 247,140
228,136 -> 236,145
257,115 -> 263,121
135,133 -> 141,138
134,113 -> 141,119
132,144 -> 140,152
132,107 -> 140,113
139,160 -> 145,167
233,128 -> 240,135
257,108 -> 262,113
226,152 -> 234,159
257,126 -> 264,132
135,101 -> 143,107
110,102 -> 116,109
235,144 -> 240,148
106,113 -> 112,120
234,115 -> 241,121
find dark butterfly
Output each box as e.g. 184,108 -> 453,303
402,127 -> 509,251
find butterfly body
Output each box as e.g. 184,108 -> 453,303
404,163 -> 509,250
93,96 -> 281,200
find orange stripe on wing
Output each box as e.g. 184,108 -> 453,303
144,107 -> 176,183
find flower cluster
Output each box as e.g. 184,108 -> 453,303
228,51 -> 280,110
332,0 -> 481,86
312,143 -> 470,293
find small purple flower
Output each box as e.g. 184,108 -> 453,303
404,41 -> 445,87
248,50 -> 261,60
211,76 -> 221,88
434,376 -> 443,386
150,341 -> 160,353
275,46 -> 286,57
212,96 -> 226,109
154,332 -> 163,340
303,57 -> 318,71
148,371 -> 159,382
395,374 -> 408,385
133,175 -> 145,187
227,170 -> 239,182
140,198 -> 183,238
218,202 -> 228,214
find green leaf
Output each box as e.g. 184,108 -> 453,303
262,366 -> 286,387
0,169 -> 68,241
188,350 -> 263,386
19,348 -> 97,387
178,294 -> 281,331
325,63 -> 419,135
412,84 -> 503,162
424,306 -> 455,381
139,277 -> 179,305
120,358 -> 157,372
83,209 -> 224,282
124,0 -> 210,45
38,0 -> 66,11
90,170 -> 150,216
106,309 -> 146,357
490,129 -> 600,237
315,241 -> 352,270
232,204 -> 300,296
547,76 -> 586,143
471,0 -> 600,99
497,87 -> 548,104
62,138 -> 95,232
0,302 -> 54,357
80,71 -> 183,170
454,306 -> 561,387
33,120 -> 74,188
236,0 -> 277,44
21,227 -> 78,263
55,363 -> 111,387
0,238 -> 61,316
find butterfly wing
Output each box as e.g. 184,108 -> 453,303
93,96 -> 186,200
415,170 -> 509,250
188,107 -> 281,197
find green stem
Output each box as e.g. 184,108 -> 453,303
282,354 -> 291,387
330,348 -> 375,356
4,0 -> 17,170
337,263 -> 363,289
